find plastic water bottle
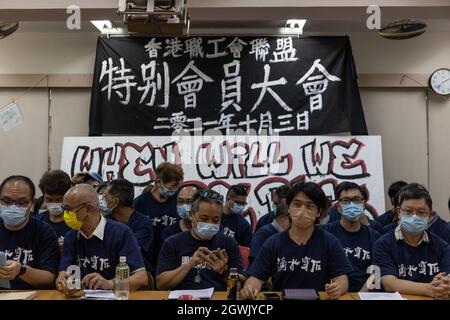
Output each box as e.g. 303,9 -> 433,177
115,256 -> 130,300
227,268 -> 240,300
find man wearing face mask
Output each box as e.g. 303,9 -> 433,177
373,183 -> 450,299
35,170 -> 72,250
249,185 -> 291,264
160,185 -> 200,247
103,179 -> 154,273
220,185 -> 252,247
156,190 -> 244,290
0,176 -> 59,289
56,184 -> 147,294
133,162 -> 183,268
321,182 -> 380,292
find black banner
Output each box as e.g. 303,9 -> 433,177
89,36 -> 367,136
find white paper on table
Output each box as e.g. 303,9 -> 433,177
168,287 -> 214,300
82,290 -> 117,300
358,292 -> 406,300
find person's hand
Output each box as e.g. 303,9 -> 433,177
429,272 -> 449,300
82,273 -> 114,290
56,272 -> 84,297
325,281 -> 343,300
240,285 -> 259,300
206,249 -> 228,275
188,247 -> 211,268
0,260 -> 21,280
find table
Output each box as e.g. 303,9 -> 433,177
0,290 -> 434,300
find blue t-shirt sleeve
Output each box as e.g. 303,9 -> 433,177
225,236 -> 244,274
246,237 -> 273,281
326,232 -> 353,278
119,228 -> 145,273
239,218 -> 252,247
59,232 -> 77,272
35,225 -> 60,274
155,237 -> 178,276
133,216 -> 154,254
373,236 -> 398,277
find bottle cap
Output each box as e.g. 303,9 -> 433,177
120,256 -> 126,263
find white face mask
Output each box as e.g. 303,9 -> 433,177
47,202 -> 64,216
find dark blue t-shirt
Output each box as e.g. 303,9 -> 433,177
254,211 -> 275,233
249,223 -> 278,262
247,228 -> 352,291
35,211 -> 71,238
109,210 -> 154,273
59,219 -> 145,280
0,217 -> 59,289
156,231 -> 244,291
321,221 -> 380,291
220,213 -> 252,247
327,207 -> 341,222
160,222 -> 182,247
133,191 -> 178,265
375,209 -> 395,226
373,230 -> 450,283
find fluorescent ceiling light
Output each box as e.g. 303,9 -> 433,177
90,20 -> 127,34
283,19 -> 307,35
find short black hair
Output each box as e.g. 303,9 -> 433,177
336,181 -> 368,200
191,189 -> 224,213
0,175 -> 36,199
107,179 -> 135,207
39,170 -> 71,196
286,182 -> 329,217
388,181 -> 408,199
274,185 -> 290,199
397,183 -> 432,210
226,185 -> 248,199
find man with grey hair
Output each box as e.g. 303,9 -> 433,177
56,184 -> 147,296
156,189 -> 245,291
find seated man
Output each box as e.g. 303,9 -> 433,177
57,184 -> 147,294
322,182 -> 380,292
373,183 -> 450,299
160,185 -> 200,246
220,185 -> 252,247
35,170 -> 72,249
133,162 -> 183,267
156,190 -> 244,291
103,179 -> 154,273
249,185 -> 290,264
241,182 -> 352,300
0,175 -> 59,289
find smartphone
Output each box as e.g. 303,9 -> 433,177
263,292 -> 280,300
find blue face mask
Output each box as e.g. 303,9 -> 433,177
177,204 -> 191,220
400,214 -> 428,235
272,203 -> 278,216
194,221 -> 220,240
159,181 -> 177,199
230,202 -> 245,215
341,203 -> 364,222
99,197 -> 113,216
1,205 -> 28,226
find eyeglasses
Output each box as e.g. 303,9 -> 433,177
400,207 -> 429,218
194,190 -> 224,203
0,197 -> 31,208
339,197 -> 364,205
62,203 -> 87,212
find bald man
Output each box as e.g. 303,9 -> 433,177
56,184 -> 147,295
160,185 -> 200,247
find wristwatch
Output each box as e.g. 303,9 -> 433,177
18,264 -> 27,276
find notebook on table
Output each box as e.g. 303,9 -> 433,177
283,289 -> 320,300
